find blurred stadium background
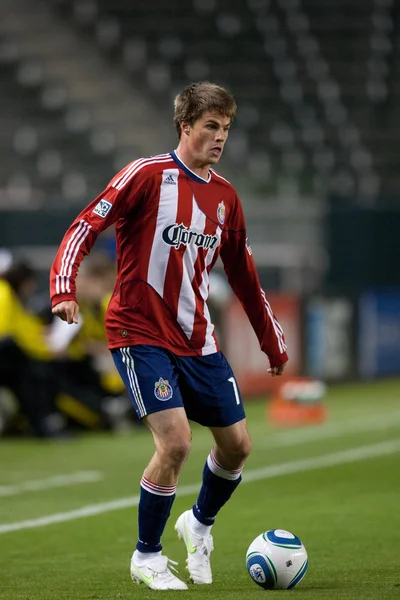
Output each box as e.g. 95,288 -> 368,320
1,0 -> 399,436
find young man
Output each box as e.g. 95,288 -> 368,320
50,81 -> 288,590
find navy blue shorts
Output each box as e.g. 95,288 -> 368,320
111,345 -> 245,428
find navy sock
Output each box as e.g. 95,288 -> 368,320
136,475 -> 176,553
193,450 -> 243,526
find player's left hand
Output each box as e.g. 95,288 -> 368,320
267,362 -> 287,377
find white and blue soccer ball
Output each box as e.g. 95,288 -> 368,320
246,529 -> 308,590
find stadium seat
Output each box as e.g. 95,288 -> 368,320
1,0 -> 399,204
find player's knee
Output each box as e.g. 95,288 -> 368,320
236,435 -> 252,462
164,436 -> 191,468
226,434 -> 252,465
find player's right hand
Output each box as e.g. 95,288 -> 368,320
267,361 -> 288,377
52,300 -> 79,324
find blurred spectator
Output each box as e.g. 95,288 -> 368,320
0,254 -> 134,437
0,260 -> 65,437
0,249 -> 12,275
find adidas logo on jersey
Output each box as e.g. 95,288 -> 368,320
163,174 -> 176,185
162,223 -> 219,251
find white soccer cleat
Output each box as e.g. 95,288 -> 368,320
175,510 -> 214,584
130,551 -> 188,590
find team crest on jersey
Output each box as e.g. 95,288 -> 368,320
93,199 -> 112,218
217,201 -> 225,224
154,377 -> 173,401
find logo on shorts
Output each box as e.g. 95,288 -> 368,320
154,377 -> 173,401
217,201 -> 225,224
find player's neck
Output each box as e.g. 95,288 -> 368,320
174,148 -> 210,181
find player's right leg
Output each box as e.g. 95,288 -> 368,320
111,345 -> 191,590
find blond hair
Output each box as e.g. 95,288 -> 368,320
174,81 -> 237,138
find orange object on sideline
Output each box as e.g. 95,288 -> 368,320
268,378 -> 328,426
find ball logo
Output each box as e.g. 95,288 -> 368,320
217,201 -> 225,224
275,530 -> 295,539
154,377 -> 173,401
250,564 -> 266,583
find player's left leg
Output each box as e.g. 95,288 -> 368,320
197,418 -> 252,524
175,352 -> 251,583
176,419 -> 251,584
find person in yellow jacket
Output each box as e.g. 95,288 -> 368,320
0,260 -> 65,437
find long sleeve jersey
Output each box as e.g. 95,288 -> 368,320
50,151 -> 288,368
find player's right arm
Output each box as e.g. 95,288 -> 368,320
50,162 -> 149,322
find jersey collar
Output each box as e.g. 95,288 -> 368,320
170,151 -> 211,184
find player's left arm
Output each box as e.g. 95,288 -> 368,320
219,196 -> 288,374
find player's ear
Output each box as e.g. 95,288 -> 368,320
181,121 -> 190,136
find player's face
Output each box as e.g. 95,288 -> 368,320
184,111 -> 231,166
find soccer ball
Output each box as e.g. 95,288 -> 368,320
246,529 -> 308,590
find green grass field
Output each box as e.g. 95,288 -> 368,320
1,379 -> 400,600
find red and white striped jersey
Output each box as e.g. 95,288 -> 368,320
50,152 -> 288,367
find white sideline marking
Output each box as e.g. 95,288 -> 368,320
0,440 -> 399,535
273,410 -> 400,446
242,440 -> 400,483
0,471 -> 103,497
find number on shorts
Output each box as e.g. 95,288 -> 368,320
228,376 -> 240,405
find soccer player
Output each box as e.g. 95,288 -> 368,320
50,82 -> 288,590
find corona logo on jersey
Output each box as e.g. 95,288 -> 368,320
162,223 -> 219,250
154,377 -> 173,401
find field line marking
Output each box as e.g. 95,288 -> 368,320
0,471 -> 103,497
242,440 -> 400,483
1,440 -> 399,535
268,410 -> 400,447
